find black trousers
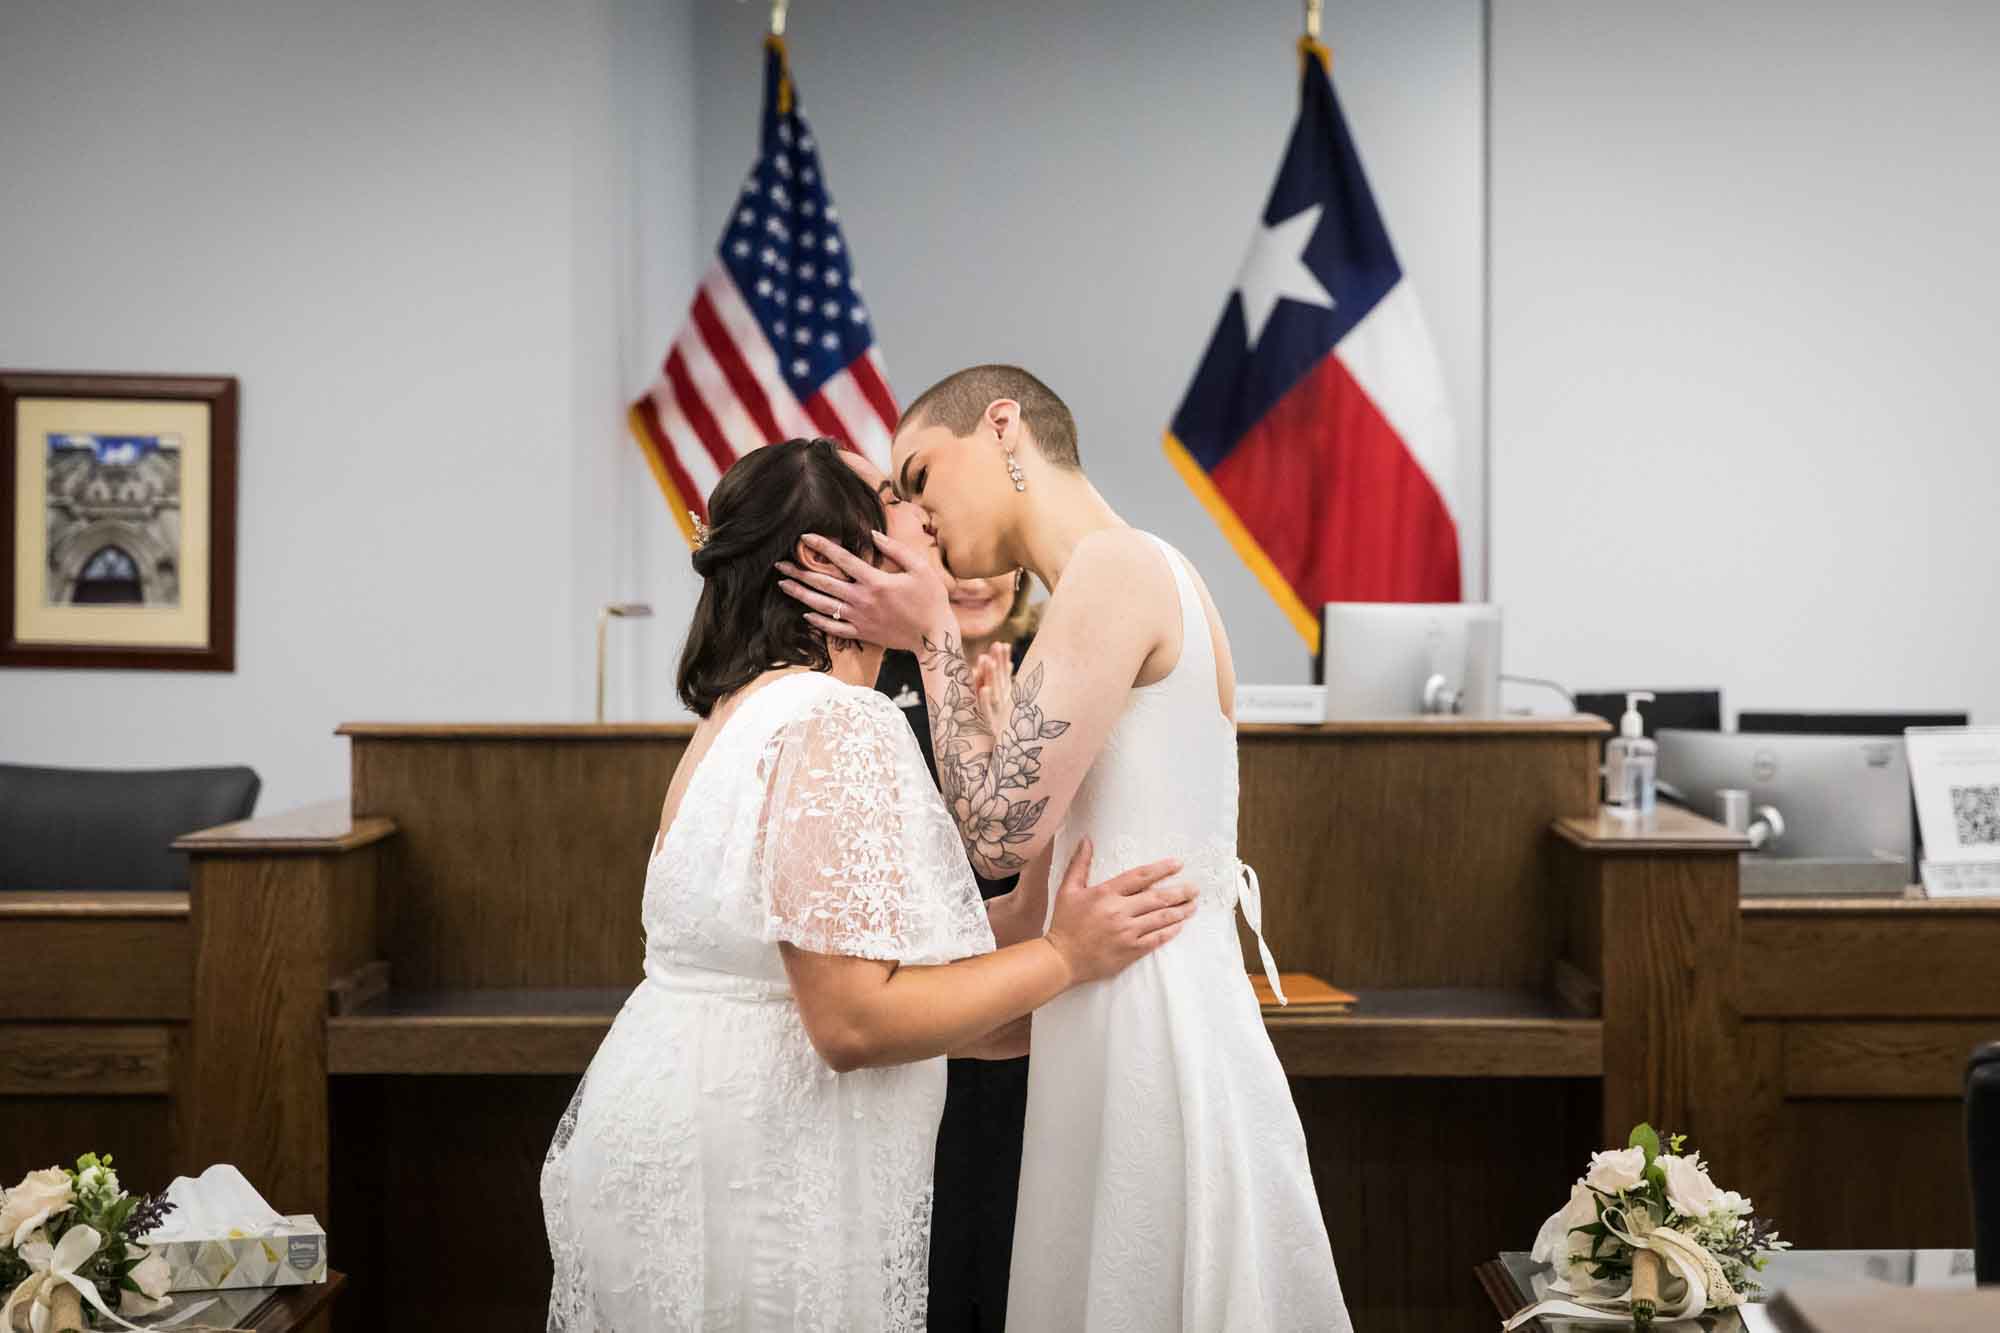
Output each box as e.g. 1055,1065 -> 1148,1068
927,1053 -> 1029,1332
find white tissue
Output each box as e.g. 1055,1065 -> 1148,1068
142,1164 -> 288,1242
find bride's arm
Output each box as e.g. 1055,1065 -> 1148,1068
984,842 -> 1054,949
780,529 -> 1164,879
781,841 -> 1187,1073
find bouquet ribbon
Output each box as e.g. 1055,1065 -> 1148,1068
1502,1210 -> 1711,1329
1,1226 -> 154,1333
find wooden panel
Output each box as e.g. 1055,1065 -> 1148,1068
1294,1076 -> 1599,1333
327,961 -> 393,1017
1739,905 -> 2000,1017
348,725 -> 1600,991
328,1075 -> 578,1332
0,891 -> 189,917
236,1272 -> 345,1333
174,800 -> 396,854
325,851 -> 380,989
1236,731 -> 1599,988
1554,806 -> 1750,852
327,989 -> 626,1075
1783,1022 -> 1998,1098
1777,1099 -> 1973,1249
1595,854 -> 1749,1167
0,1025 -> 172,1094
0,895 -> 190,1020
321,986 -> 1601,1079
0,1095 -> 174,1184
1266,989 -> 1601,1078
1560,843 -> 1605,983
1730,1019 -> 1792,1224
341,722 -> 697,739
181,854 -> 340,1219
351,736 -> 689,989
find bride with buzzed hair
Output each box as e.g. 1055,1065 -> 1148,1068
539,435 -> 1195,1332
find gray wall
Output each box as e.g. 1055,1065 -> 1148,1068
683,0 -> 1489,688
1489,0 -> 2000,724
0,0 -> 698,810
6,1 -> 1994,814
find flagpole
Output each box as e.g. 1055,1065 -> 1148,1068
766,0 -> 792,115
1300,0 -> 1330,71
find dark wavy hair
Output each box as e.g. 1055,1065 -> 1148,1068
676,438 -> 885,716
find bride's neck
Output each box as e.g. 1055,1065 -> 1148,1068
825,639 -> 883,690
1008,464 -> 1125,588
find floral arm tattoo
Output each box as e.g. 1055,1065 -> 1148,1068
918,630 -> 1071,877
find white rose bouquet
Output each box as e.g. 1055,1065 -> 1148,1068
0,1154 -> 178,1331
1509,1124 -> 1789,1328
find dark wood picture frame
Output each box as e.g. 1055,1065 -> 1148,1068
2,370 -> 239,671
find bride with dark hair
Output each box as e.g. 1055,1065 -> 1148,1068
539,437 -> 1195,1332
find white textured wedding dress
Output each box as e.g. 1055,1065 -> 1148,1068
1005,535 -> 1351,1332
540,672 -> 995,1332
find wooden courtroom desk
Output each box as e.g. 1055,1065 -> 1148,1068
120,717 -> 1997,1333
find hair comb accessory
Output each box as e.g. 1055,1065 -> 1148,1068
690,511 -> 711,549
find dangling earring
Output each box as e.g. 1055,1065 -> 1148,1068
1006,448 -> 1026,492
1014,570 -> 1024,593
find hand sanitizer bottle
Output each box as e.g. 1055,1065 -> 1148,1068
1604,691 -> 1657,817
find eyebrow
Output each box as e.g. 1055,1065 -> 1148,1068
875,480 -> 895,503
895,453 -> 916,502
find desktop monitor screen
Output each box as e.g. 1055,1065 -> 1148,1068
1737,711 -> 1969,736
1657,729 -> 1912,863
1316,603 -> 1501,719
1735,712 -> 1967,865
1576,690 -> 1723,738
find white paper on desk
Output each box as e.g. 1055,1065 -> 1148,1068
1735,1307 -> 1779,1333
1906,727 -> 2000,864
144,1164 -> 288,1241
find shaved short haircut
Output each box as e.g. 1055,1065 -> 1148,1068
900,364 -> 1080,469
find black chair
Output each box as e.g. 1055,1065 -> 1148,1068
0,763 -> 260,892
1972,1041 -> 2000,1285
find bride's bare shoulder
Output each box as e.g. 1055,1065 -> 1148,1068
1051,528 -> 1174,601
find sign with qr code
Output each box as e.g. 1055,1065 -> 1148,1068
1951,785 -> 2000,847
1907,728 -> 2000,876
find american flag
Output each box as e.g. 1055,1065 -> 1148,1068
629,37 -> 896,543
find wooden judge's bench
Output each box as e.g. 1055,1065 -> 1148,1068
4,716 -> 1992,1331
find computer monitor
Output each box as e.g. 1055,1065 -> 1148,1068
1316,603 -> 1501,719
1656,729 -> 1911,862
1734,711 -> 1968,867
1737,711 -> 1969,735
1575,690 -> 1724,737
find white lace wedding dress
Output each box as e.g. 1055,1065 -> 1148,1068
1005,534 -> 1351,1332
540,672 -> 995,1332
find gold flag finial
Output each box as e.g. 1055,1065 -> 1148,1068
1299,0 -> 1330,71
769,0 -> 789,37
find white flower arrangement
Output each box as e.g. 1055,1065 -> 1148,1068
0,1154 -> 178,1331
1509,1124 -> 1789,1328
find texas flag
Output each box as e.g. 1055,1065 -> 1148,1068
1164,39 -> 1461,654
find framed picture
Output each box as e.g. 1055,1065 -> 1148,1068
2,371 -> 238,671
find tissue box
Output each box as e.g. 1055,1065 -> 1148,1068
154,1213 -> 327,1292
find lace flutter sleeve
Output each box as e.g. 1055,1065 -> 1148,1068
742,687 -> 995,965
